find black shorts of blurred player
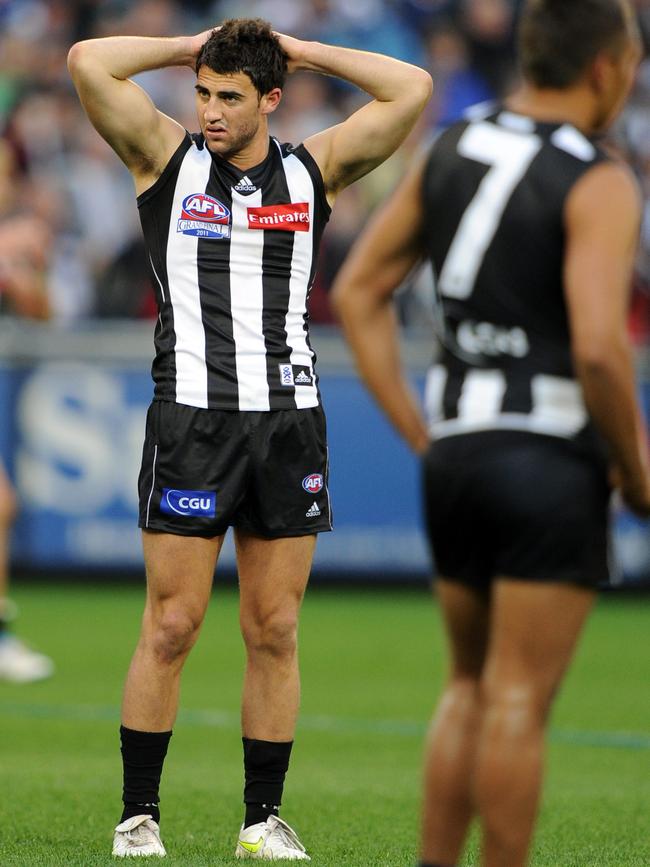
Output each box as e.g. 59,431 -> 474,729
418,429 -> 609,867
138,400 -> 333,538
422,430 -> 611,591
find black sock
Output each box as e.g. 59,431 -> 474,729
120,725 -> 172,825
243,737 -> 293,828
418,862 -> 456,867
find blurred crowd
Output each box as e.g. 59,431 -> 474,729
0,0 -> 649,335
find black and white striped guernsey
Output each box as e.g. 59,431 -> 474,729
138,133 -> 330,410
421,105 -> 610,445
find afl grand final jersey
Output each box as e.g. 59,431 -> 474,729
137,133 -> 330,411
421,105 -> 610,443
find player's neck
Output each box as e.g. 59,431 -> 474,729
505,84 -> 598,136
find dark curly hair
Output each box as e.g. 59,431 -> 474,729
519,0 -> 636,88
196,19 -> 288,96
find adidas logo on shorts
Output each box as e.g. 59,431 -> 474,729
306,501 -> 321,518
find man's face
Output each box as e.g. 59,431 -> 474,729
194,68 -> 268,159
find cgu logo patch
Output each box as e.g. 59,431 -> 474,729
247,202 -> 310,232
177,194 -> 231,239
302,474 -> 324,494
160,488 -> 216,517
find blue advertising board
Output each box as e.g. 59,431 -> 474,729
1,351 -> 649,582
0,357 -> 428,576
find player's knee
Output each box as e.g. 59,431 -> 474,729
242,613 -> 298,661
481,679 -> 547,730
150,607 -> 202,664
446,675 -> 482,711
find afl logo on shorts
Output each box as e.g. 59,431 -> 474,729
302,474 -> 323,494
177,194 -> 231,239
160,488 -> 216,517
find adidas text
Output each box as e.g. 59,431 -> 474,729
306,502 -> 321,518
235,175 -> 257,192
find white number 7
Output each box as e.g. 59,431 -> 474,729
439,121 -> 542,300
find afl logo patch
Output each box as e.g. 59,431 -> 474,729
302,474 -> 323,494
177,194 -> 231,239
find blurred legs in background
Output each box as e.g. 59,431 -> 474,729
0,460 -> 54,683
421,578 -> 594,867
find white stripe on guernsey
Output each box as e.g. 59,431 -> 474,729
229,188 -> 270,411
458,369 -> 507,423
530,374 -> 587,431
426,368 -> 587,439
423,365 -> 448,424
279,144 -> 319,409
165,145 -> 211,408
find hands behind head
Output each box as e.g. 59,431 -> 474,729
272,32 -> 305,74
189,26 -> 221,68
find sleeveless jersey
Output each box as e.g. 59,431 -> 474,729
421,105 -> 610,444
138,133 -> 330,411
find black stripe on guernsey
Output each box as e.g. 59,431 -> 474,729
263,146 -> 297,409
137,135 -> 193,401
200,155 -> 239,408
501,377 -> 533,414
282,143 -> 331,403
442,365 -> 465,420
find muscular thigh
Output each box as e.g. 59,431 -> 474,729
483,579 -> 595,710
142,530 -> 223,618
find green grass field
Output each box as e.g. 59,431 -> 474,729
0,583 -> 648,866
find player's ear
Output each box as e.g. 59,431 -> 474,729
260,88 -> 282,116
588,51 -> 613,95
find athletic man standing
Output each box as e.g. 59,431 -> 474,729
68,18 -> 431,861
333,2 -> 647,866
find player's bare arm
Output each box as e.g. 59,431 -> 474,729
277,35 -> 433,203
67,31 -> 211,193
331,159 -> 430,453
564,160 -> 650,515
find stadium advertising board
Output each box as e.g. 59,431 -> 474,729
0,336 -> 648,582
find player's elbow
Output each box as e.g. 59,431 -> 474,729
67,40 -> 99,80
411,68 -> 434,106
329,280 -> 350,319
572,334 -> 626,378
330,278 -> 366,322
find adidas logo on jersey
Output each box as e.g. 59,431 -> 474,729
279,364 -> 313,387
306,502 -> 321,518
234,175 -> 257,193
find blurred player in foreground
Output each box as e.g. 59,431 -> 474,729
68,17 -> 431,861
0,209 -> 54,682
333,1 -> 647,865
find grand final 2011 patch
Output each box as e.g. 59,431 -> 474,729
177,193 -> 231,239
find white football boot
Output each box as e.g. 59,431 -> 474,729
0,634 -> 54,682
235,815 -> 310,860
112,814 -> 166,857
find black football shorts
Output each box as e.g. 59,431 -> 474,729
422,430 -> 611,588
138,400 -> 332,538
